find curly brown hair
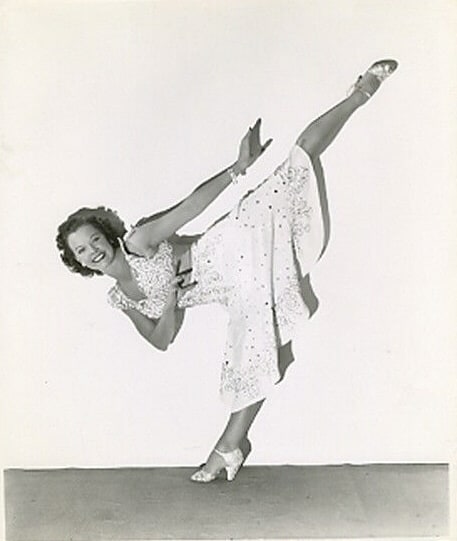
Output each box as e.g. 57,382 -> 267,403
56,207 -> 127,277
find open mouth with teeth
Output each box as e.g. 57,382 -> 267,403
92,252 -> 106,264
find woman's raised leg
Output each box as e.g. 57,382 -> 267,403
296,92 -> 365,157
297,59 -> 398,157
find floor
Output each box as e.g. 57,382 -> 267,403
4,464 -> 448,540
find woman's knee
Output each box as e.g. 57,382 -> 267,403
296,133 -> 320,159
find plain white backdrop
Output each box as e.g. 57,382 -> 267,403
1,0 -> 456,501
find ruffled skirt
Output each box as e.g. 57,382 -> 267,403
179,145 -> 329,411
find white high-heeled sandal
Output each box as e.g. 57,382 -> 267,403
349,59 -> 399,99
190,448 -> 244,483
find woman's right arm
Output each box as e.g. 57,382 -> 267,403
125,120 -> 272,256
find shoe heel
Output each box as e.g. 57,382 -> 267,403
215,448 -> 244,481
225,464 -> 241,481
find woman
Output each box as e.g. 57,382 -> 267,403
57,60 -> 398,482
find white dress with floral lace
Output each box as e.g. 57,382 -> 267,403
108,145 -> 327,412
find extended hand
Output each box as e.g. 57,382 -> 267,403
172,256 -> 197,303
236,118 -> 272,174
164,271 -> 196,310
175,268 -> 196,291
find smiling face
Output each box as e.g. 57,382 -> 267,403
67,224 -> 116,274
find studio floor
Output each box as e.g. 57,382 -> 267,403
4,464 -> 448,540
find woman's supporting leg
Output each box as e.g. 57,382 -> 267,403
216,399 -> 264,451
199,399 -> 264,474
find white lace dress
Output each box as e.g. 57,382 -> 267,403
108,145 -> 327,412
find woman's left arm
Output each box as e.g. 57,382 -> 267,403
123,282 -> 186,351
126,119 -> 272,255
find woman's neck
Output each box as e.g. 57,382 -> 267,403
104,248 -> 132,282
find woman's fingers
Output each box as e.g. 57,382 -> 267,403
172,276 -> 183,287
251,118 -> 261,133
262,138 -> 273,153
176,267 -> 192,277
179,280 -> 198,291
248,119 -> 272,156
239,118 -> 271,167
172,273 -> 196,289
249,119 -> 260,143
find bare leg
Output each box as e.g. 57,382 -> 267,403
216,400 -> 264,450
296,66 -> 389,158
198,87 -> 362,476
200,399 -> 264,474
193,90 -> 365,476
296,91 -> 367,158
193,63 -> 397,480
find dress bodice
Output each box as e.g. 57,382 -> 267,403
107,240 -> 175,319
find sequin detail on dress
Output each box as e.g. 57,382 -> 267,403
178,227 -> 233,309
178,145 -> 327,411
107,146 -> 326,411
107,240 -> 174,319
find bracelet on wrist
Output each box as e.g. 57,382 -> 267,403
227,166 -> 239,185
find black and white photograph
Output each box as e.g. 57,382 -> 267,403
1,1 -> 456,540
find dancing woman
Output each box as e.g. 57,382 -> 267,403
57,60 -> 398,482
